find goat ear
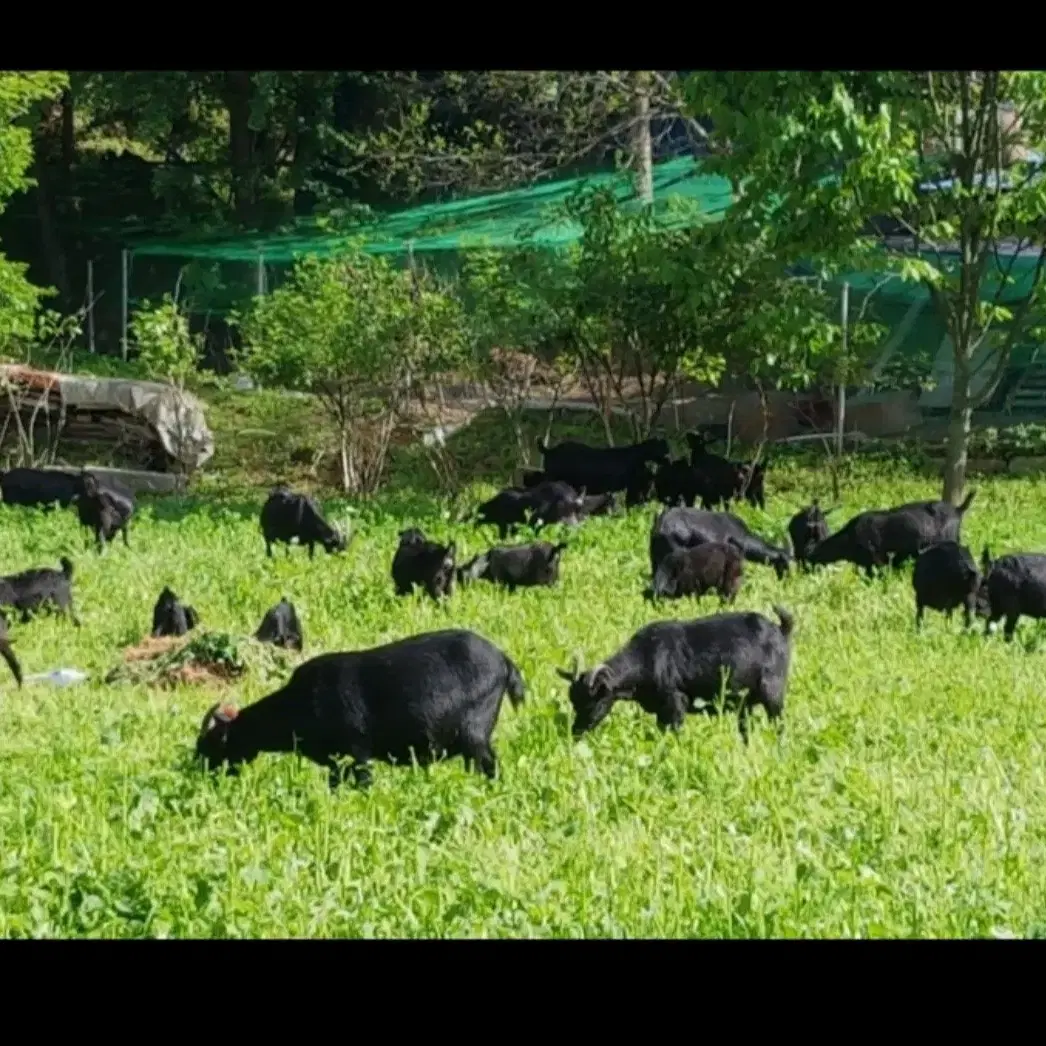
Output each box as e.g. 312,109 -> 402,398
555,667 -> 575,682
444,541 -> 456,563
587,664 -> 611,695
981,546 -> 993,571
577,486 -> 587,499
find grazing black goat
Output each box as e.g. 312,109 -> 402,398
195,628 -> 526,788
474,481 -> 585,539
978,546 -> 1046,642
0,557 -> 79,626
259,486 -> 349,558
255,598 -> 303,651
558,606 -> 794,743
649,506 -> 791,580
645,540 -> 745,604
458,541 -> 567,592
392,528 -> 456,601
912,541 -> 985,630
151,586 -> 198,638
807,493 -> 976,577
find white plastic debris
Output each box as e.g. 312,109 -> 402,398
24,668 -> 89,687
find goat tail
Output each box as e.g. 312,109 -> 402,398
504,655 -> 526,708
59,556 -> 74,579
0,638 -> 22,687
772,604 -> 795,640
958,490 -> 976,514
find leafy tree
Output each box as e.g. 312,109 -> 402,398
687,70 -> 1046,503
0,70 -> 68,351
459,245 -> 573,464
128,294 -> 203,387
233,247 -> 466,494
345,71 -> 702,203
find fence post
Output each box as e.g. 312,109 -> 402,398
837,281 -> 850,455
86,259 -> 96,354
121,249 -> 129,360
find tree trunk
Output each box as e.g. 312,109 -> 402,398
339,428 -> 352,493
942,353 -> 973,504
225,72 -> 257,227
631,73 -> 654,205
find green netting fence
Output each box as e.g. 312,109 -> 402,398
122,154 -> 1046,413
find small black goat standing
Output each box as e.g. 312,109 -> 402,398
645,540 -> 745,604
195,628 -> 526,788
392,528 -> 456,600
74,471 -> 135,551
255,598 -> 303,650
558,605 -> 794,743
0,610 -> 23,686
458,541 -> 567,592
151,586 -> 199,637
259,486 -> 349,559
978,547 -> 1046,642
0,557 -> 79,626
911,541 -> 985,630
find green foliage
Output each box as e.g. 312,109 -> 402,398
685,71 -> 1046,494
0,71 -> 68,352
233,248 -> 467,493
128,295 -> 203,386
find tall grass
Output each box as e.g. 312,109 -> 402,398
3,448 -> 1046,938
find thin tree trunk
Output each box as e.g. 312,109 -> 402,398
943,354 -> 973,504
631,72 -> 653,205
339,427 -> 352,493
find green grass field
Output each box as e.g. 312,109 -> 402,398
3,398 -> 1046,938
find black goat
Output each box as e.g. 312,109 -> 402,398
392,528 -> 456,600
807,492 -> 976,577
653,457 -> 699,508
151,586 -> 198,637
557,605 -> 794,743
979,547 -> 1046,642
259,486 -> 349,559
538,436 -> 670,496
475,488 -> 533,539
645,539 -> 745,604
74,471 -> 135,551
0,610 -> 23,686
649,506 -> 791,580
255,598 -> 303,651
0,557 -> 79,626
911,541 -> 984,630
458,541 -> 567,592
685,432 -> 767,510
788,502 -> 835,570
195,628 -> 526,788
474,481 -> 585,539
